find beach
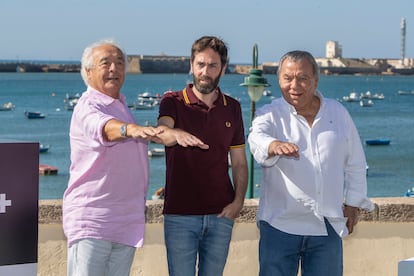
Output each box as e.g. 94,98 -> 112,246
36,198 -> 414,276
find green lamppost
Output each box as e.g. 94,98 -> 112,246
240,44 -> 270,198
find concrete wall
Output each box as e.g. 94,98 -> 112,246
37,198 -> 414,276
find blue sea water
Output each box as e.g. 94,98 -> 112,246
0,73 -> 413,199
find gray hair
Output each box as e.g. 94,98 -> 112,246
277,50 -> 319,81
80,39 -> 128,86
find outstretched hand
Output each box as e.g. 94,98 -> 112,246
173,129 -> 209,149
268,140 -> 299,158
156,118 -> 208,149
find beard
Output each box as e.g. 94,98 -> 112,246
193,74 -> 221,95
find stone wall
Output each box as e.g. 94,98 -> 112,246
36,197 -> 414,276
39,197 -> 414,224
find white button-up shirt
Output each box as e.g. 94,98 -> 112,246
248,91 -> 374,237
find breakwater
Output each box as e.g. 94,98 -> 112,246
0,62 -> 80,73
1,56 -> 414,75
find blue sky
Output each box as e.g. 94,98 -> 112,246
1,0 -> 412,63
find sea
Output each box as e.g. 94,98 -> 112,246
0,72 -> 413,200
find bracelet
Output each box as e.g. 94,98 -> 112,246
120,123 -> 128,138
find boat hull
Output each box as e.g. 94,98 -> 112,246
25,111 -> 46,119
365,139 -> 390,146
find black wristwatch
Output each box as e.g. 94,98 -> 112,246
120,123 -> 128,137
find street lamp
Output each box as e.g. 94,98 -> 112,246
240,44 -> 270,199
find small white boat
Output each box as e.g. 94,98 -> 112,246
360,99 -> 373,107
133,102 -> 155,110
39,144 -> 50,153
137,92 -> 162,106
398,90 -> 414,95
342,91 -> 360,102
404,187 -> 414,197
371,93 -> 385,100
148,147 -> 165,157
0,102 -> 14,111
64,93 -> 80,111
263,90 -> 272,96
361,91 -> 385,100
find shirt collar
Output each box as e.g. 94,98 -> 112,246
86,86 -> 127,106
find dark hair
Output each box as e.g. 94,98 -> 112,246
277,50 -> 319,80
191,36 -> 228,67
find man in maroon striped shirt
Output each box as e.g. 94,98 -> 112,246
156,36 -> 248,276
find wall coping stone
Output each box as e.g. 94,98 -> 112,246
38,197 -> 414,224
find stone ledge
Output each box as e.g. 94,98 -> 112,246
39,197 -> 414,224
39,200 -> 63,224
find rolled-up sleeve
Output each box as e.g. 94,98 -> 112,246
248,107 -> 280,167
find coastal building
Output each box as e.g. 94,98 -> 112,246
326,40 -> 343,58
401,17 -> 406,65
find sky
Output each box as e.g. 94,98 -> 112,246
1,0 -> 413,63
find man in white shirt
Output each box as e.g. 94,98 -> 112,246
248,50 -> 374,276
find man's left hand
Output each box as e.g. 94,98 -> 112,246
217,201 -> 243,220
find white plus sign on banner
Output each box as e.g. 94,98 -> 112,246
0,142 -> 38,274
0,193 -> 12,213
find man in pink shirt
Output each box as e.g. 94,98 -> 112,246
62,39 -> 162,276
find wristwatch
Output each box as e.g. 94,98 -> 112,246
120,123 -> 128,138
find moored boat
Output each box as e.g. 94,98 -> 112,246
398,90 -> 414,95
0,102 -> 15,111
263,89 -> 272,96
360,91 -> 385,100
25,111 -> 46,119
39,144 -> 50,153
64,93 -> 80,111
360,99 -> 374,107
148,147 -> 165,157
365,139 -> 391,146
404,187 -> 414,197
342,91 -> 360,102
137,92 -> 162,106
132,101 -> 155,110
370,93 -> 385,100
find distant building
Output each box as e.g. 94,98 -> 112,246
326,40 -> 342,58
401,17 -> 406,65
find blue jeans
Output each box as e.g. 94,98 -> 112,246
259,219 -> 343,276
67,238 -> 136,276
164,214 -> 234,276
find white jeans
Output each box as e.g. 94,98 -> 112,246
68,238 -> 136,276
